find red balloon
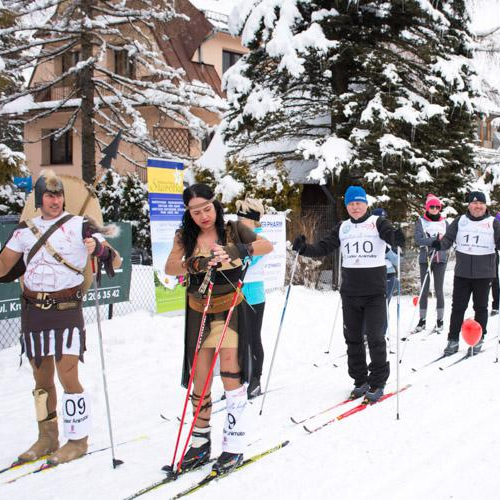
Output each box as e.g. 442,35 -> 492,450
412,296 -> 419,306
461,318 -> 482,346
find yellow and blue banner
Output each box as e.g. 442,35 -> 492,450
147,158 -> 185,314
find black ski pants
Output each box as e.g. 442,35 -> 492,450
342,294 -> 390,389
491,251 -> 499,310
246,302 -> 265,380
448,276 -> 492,341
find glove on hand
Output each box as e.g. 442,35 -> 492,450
292,235 -> 307,254
431,239 -> 441,251
394,228 -> 405,248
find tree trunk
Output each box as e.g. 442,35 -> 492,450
79,0 -> 95,184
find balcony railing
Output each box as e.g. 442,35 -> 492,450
33,78 -> 128,102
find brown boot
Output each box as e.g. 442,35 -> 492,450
48,436 -> 88,465
18,417 -> 59,462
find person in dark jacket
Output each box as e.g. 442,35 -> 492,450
293,186 -> 404,403
431,191 -> 500,355
412,194 -> 449,333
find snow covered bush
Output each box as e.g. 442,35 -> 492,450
121,173 -> 151,254
0,181 -> 25,215
96,170 -> 151,253
194,155 -> 301,213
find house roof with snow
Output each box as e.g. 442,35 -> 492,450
2,0 -> 224,117
151,0 -> 223,97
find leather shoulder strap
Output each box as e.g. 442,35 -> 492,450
25,214 -> 84,275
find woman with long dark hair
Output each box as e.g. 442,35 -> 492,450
164,184 -> 272,475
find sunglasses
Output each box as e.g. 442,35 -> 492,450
428,205 -> 441,210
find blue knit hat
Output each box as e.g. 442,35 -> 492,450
344,186 -> 367,206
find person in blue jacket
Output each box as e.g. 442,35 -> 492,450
236,198 -> 267,399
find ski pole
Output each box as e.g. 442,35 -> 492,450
325,252 -> 342,354
396,247 -> 401,420
404,249 -> 436,337
496,255 -> 500,363
166,268 -> 216,476
176,261 -> 249,473
399,249 -> 436,363
259,251 -> 300,416
91,257 -> 123,469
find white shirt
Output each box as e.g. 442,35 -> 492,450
7,212 -> 103,291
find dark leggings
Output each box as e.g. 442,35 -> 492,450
419,262 -> 446,319
247,302 -> 265,379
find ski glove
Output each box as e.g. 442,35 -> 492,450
292,235 -> 307,254
431,239 -> 441,251
90,239 -> 116,283
394,228 -> 405,248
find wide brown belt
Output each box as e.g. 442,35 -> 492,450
188,291 -> 243,314
23,285 -> 83,311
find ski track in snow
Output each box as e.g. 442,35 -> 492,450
1,265 -> 500,499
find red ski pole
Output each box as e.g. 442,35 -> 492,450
165,268 -> 216,477
176,261 -> 249,474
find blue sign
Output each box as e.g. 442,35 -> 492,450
13,176 -> 32,192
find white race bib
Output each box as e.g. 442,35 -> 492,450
340,215 -> 387,268
420,218 -> 447,238
222,385 -> 248,454
62,392 -> 91,439
456,215 -> 495,256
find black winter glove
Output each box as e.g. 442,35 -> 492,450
394,228 -> 405,248
431,239 -> 441,251
292,235 -> 307,254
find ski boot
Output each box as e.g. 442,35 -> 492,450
444,340 -> 459,356
363,387 -> 384,404
467,338 -> 484,356
18,417 -> 59,462
432,319 -> 443,334
349,382 -> 369,400
247,378 -> 262,400
18,389 -> 59,463
48,437 -> 88,465
162,426 -> 211,477
212,452 -> 243,475
411,318 -> 426,334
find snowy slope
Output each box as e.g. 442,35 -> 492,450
1,267 -> 500,499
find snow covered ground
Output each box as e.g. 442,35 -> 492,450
1,266 -> 500,500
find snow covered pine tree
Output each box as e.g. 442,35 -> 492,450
224,0 -> 479,220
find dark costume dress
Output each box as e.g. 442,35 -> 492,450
181,221 -> 257,387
